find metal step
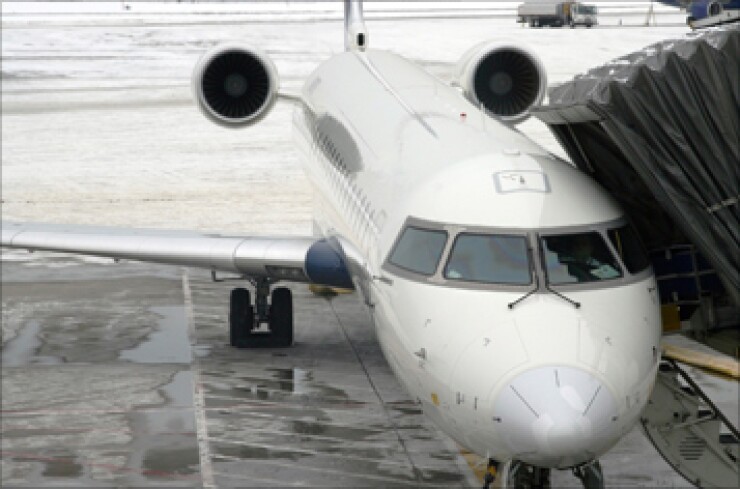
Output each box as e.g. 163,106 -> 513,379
641,360 -> 739,488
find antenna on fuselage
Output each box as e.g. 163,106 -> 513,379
345,0 -> 368,51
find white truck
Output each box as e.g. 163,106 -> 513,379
517,1 -> 598,28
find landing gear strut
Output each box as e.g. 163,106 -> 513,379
572,460 -> 604,489
505,460 -> 551,489
489,459 -> 604,488
229,278 -> 294,348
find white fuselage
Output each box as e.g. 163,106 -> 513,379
292,49 -> 662,468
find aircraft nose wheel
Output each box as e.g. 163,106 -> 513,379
572,460 -> 604,489
228,283 -> 294,348
506,460 -> 551,489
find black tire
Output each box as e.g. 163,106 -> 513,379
269,287 -> 293,347
229,288 -> 254,348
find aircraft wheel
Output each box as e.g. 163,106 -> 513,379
229,287 -> 254,348
269,287 -> 293,347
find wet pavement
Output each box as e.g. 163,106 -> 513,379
1,254 -> 477,487
1,5 -> 733,488
4,253 -> 723,489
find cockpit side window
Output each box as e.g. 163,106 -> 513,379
388,226 -> 447,276
444,234 -> 531,285
608,224 -> 650,274
541,232 -> 622,284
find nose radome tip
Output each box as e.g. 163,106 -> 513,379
492,365 -> 618,466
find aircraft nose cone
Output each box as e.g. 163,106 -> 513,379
492,365 -> 618,468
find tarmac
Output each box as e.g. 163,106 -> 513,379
5,253 -> 736,488
1,4 -> 736,487
1,254 -> 480,487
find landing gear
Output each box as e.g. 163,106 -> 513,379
269,287 -> 293,347
228,279 -> 294,348
572,460 -> 604,489
229,288 -> 254,347
506,460 -> 550,489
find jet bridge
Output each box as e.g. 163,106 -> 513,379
533,26 -> 739,321
533,31 -> 740,487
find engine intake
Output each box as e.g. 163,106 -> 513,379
193,44 -> 278,127
457,41 -> 547,123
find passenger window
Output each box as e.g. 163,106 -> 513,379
608,225 -> 650,274
388,227 -> 447,276
541,232 -> 622,284
444,234 -> 531,285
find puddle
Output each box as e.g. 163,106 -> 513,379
139,371 -> 196,434
142,447 -> 199,479
290,419 -> 382,441
2,320 -> 63,366
213,443 -> 308,462
41,454 -> 83,478
163,370 -> 195,406
267,367 -> 312,394
119,306 -> 191,364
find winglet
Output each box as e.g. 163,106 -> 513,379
345,0 -> 368,52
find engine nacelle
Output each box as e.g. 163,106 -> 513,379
192,44 -> 279,128
456,41 -> 547,124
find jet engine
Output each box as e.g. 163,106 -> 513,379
456,41 -> 547,123
192,44 -> 279,127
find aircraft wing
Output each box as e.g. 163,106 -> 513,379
1,221 -> 354,288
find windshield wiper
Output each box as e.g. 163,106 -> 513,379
544,282 -> 581,309
508,246 -> 538,309
537,234 -> 581,309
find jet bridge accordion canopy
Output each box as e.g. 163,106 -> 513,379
533,25 -> 739,307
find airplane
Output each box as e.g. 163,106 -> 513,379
655,0 -> 740,25
1,1 -> 665,487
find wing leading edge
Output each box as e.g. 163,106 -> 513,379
1,221 -> 354,288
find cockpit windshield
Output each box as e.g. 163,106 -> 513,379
385,219 -> 648,290
388,226 -> 447,276
540,232 -> 622,284
444,234 -> 531,285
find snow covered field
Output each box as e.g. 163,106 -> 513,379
2,1 -> 689,236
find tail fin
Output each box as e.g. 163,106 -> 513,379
345,0 -> 368,51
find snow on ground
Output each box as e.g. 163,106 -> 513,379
1,2 -> 690,236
